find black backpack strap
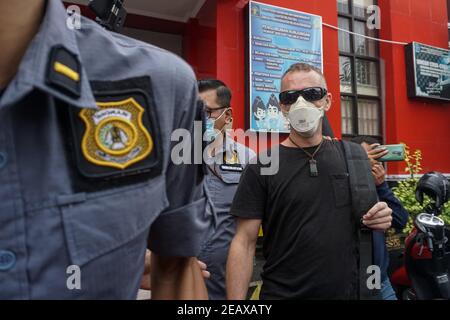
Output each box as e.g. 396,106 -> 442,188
340,140 -> 380,300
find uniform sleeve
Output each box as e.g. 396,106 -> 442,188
230,164 -> 267,219
147,58 -> 209,257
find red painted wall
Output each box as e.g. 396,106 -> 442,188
191,0 -> 450,175
70,0 -> 450,175
184,0 -> 218,78
379,0 -> 450,175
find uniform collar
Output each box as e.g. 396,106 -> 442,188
0,0 -> 96,110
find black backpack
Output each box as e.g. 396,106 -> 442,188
340,140 -> 381,300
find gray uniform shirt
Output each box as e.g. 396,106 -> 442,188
203,136 -> 256,242
0,0 -> 208,299
199,135 -> 255,299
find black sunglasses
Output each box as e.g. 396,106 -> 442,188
279,87 -> 327,105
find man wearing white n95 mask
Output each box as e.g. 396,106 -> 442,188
227,63 -> 393,300
287,96 -> 326,137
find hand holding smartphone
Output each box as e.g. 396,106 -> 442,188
374,144 -> 405,162
367,144 -> 389,163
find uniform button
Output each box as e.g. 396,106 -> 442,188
0,152 -> 7,169
0,250 -> 16,271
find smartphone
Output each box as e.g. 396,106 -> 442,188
376,144 -> 405,162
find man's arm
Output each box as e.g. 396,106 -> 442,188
226,218 -> 261,300
140,250 -> 152,290
372,164 -> 409,230
141,251 -> 210,292
151,254 -> 207,300
148,56 -> 209,299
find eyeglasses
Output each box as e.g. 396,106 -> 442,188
279,87 -> 327,105
204,106 -> 229,119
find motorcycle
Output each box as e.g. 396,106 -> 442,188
390,172 -> 450,300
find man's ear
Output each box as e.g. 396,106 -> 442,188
226,108 -> 233,123
324,92 -> 332,112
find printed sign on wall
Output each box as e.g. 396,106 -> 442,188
248,1 -> 323,132
406,42 -> 450,102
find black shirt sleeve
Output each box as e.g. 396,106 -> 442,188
230,163 -> 267,219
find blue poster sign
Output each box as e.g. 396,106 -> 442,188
249,1 -> 323,132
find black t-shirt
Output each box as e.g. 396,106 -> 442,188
231,139 -> 359,299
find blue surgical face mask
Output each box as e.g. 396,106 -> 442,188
204,108 -> 228,143
205,117 -> 217,142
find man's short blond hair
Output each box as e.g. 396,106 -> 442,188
281,63 -> 327,89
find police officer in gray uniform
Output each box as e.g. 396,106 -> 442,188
0,0 -> 209,299
197,80 -> 256,300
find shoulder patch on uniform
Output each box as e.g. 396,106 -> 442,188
221,150 -> 243,172
46,45 -> 81,97
65,77 -> 162,181
79,98 -> 153,169
224,150 -> 240,165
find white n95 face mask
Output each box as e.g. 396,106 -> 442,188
287,96 -> 325,137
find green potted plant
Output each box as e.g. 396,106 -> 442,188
391,144 -> 450,236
